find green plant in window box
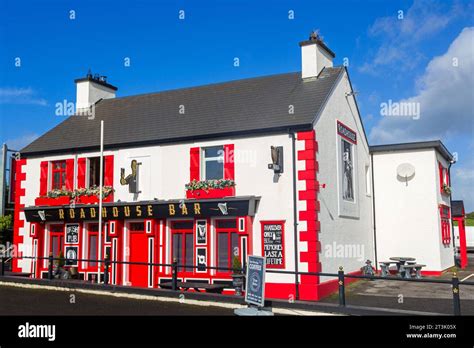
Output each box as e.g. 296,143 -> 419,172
44,186 -> 115,199
185,179 -> 235,192
442,184 -> 452,195
231,255 -> 244,296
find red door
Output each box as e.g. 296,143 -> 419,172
128,222 -> 148,287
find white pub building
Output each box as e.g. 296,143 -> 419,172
10,33 -> 458,301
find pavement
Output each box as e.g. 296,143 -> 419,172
321,253 -> 474,315
0,282 -> 235,316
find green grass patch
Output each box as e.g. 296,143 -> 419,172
454,218 -> 474,226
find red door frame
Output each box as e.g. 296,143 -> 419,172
170,220 -> 195,278
127,221 -> 148,287
215,219 -> 246,277
454,217 -> 468,269
49,224 -> 64,258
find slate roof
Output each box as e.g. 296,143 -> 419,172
21,67 -> 344,156
370,141 -> 454,162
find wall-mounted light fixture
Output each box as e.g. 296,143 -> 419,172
268,146 -> 284,174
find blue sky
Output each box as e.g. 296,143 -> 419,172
1,0 -> 473,209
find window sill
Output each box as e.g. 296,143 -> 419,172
186,187 -> 235,199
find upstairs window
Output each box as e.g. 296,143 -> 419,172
438,162 -> 450,194
88,157 -> 104,188
201,146 -> 224,180
51,161 -> 67,190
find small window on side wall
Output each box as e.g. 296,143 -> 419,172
365,165 -> 371,196
201,146 -> 224,180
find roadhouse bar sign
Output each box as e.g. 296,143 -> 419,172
23,198 -> 258,223
337,120 -> 357,144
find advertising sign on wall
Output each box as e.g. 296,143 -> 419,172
261,221 -> 285,268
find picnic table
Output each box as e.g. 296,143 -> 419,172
389,257 -> 416,273
160,281 -> 227,294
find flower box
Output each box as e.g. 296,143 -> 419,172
35,196 -> 72,206
76,195 -> 113,205
186,187 -> 235,199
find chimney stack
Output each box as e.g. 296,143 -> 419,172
75,70 -> 117,110
300,31 -> 335,79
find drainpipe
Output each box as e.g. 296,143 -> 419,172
370,153 -> 378,271
290,131 -> 300,300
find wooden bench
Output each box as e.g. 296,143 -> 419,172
160,281 -> 227,294
400,264 -> 426,279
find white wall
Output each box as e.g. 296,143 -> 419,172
454,225 -> 474,248
314,70 -> 375,281
372,148 -> 454,271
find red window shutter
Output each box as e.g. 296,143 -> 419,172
77,158 -> 86,188
39,161 -> 49,196
190,147 -> 200,181
104,155 -> 114,186
65,159 -> 75,190
223,144 -> 235,180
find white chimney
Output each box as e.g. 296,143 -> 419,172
75,71 -> 117,110
300,32 -> 335,79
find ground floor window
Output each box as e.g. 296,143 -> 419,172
216,219 -> 240,273
171,221 -> 193,272
49,224 -> 64,259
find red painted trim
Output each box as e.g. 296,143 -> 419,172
104,155 -> 114,186
65,159 -> 74,190
296,130 -> 315,140
223,144 -> 235,180
260,220 -> 285,269
12,159 -> 27,272
186,187 -> 235,199
295,130 -> 321,301
77,158 -> 86,188
265,283 -> 297,300
39,161 -> 48,196
190,147 -> 200,181
454,217 -> 468,269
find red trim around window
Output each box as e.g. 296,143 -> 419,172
65,159 -> 74,190
104,155 -> 114,187
39,161 -> 48,196
223,144 -> 235,180
190,147 -> 200,181
77,158 -> 86,188
439,205 -> 451,245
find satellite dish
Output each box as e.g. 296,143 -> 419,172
396,163 -> 415,185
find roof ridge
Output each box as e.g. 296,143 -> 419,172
106,71 -> 302,102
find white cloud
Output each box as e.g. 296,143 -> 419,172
359,0 -> 469,73
0,87 -> 47,106
4,133 -> 39,151
370,27 -> 474,144
452,162 -> 474,213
